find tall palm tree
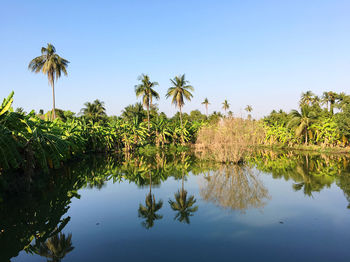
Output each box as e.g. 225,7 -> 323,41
28,43 -> 69,120
201,97 -> 210,116
300,91 -> 315,107
288,106 -> 317,144
138,172 -> 163,229
35,233 -> 74,262
166,74 -> 194,128
222,100 -> 230,116
135,74 -> 160,131
245,105 -> 253,119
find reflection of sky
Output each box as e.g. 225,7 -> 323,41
14,168 -> 350,262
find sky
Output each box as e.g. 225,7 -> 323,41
1,0 -> 349,118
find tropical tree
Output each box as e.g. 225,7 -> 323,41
300,91 -> 315,107
135,74 -> 160,131
288,106 -> 317,144
80,99 -> 106,122
28,43 -> 69,120
166,74 -> 194,128
201,97 -> 210,116
322,91 -> 337,115
245,105 -> 253,119
222,100 -> 230,116
34,233 -> 74,262
121,103 -> 146,124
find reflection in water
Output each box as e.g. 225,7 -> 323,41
199,165 -> 270,212
169,153 -> 199,224
33,233 -> 74,262
249,150 -> 350,203
1,150 -> 350,261
138,171 -> 163,229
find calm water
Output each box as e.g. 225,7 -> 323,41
1,151 -> 350,262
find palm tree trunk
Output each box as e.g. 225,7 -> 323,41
147,104 -> 150,132
179,106 -> 183,128
52,79 -> 56,120
206,105 -> 208,117
305,129 -> 308,145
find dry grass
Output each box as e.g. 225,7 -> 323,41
195,118 -> 265,163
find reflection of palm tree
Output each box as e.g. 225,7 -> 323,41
35,233 -> 74,262
169,172 -> 198,224
138,172 -> 163,229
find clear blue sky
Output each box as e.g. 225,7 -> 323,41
1,0 -> 349,118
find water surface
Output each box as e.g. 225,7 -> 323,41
2,151 -> 350,262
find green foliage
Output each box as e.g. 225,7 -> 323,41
263,91 -> 350,147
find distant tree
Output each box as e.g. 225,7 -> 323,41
222,100 -> 230,116
28,43 -> 69,120
121,102 -> 146,123
135,74 -> 159,131
300,91 -> 315,107
201,98 -> 210,116
189,110 -> 206,122
245,105 -> 253,119
80,99 -> 106,122
15,107 -> 25,115
166,74 -> 194,128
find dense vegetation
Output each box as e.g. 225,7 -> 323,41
263,91 -> 350,147
0,92 -> 208,174
2,43 -> 350,172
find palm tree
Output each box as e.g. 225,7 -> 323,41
300,91 -> 315,107
222,100 -> 230,116
288,106 -> 317,144
138,172 -> 163,229
121,102 -> 146,124
327,91 -> 337,115
80,99 -> 106,122
35,233 -> 74,262
322,91 -> 337,114
28,43 -> 69,120
201,98 -> 210,116
135,74 -> 160,131
245,105 -> 253,119
166,74 -> 194,128
168,171 -> 198,224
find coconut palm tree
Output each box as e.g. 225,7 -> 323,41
135,74 -> 159,131
28,43 -> 69,120
34,233 -> 74,262
201,98 -> 210,116
322,91 -> 337,114
80,99 -> 106,122
138,172 -> 163,229
121,102 -> 146,123
222,100 -> 230,116
300,91 -> 315,107
245,105 -> 253,119
288,106 -> 317,144
166,74 -> 194,128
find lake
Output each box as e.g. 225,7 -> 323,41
2,150 -> 350,262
